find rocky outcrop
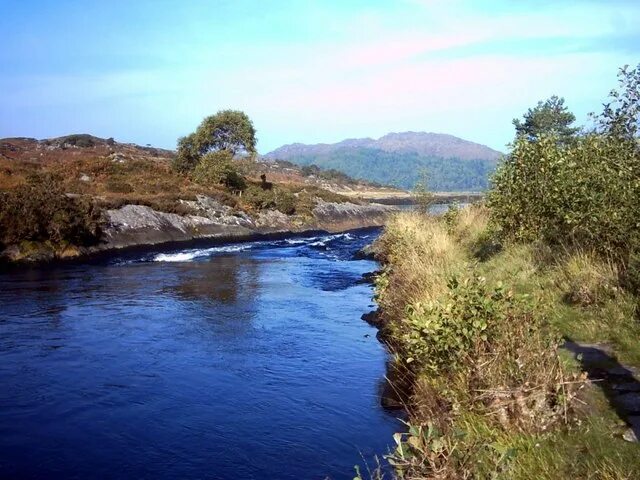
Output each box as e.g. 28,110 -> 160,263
96,195 -> 395,253
0,195 -> 396,264
99,199 -> 255,250
311,199 -> 393,231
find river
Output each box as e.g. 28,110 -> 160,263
0,229 -> 401,479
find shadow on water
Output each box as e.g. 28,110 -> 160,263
564,340 -> 640,439
163,255 -> 262,305
361,310 -> 414,415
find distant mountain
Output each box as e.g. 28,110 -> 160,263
265,132 -> 503,191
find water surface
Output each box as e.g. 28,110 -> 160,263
0,229 -> 400,479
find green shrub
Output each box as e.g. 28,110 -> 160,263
173,133 -> 200,173
242,184 -> 297,215
488,134 -> 639,261
403,276 -> 507,373
0,174 -> 102,247
172,110 -> 257,173
273,190 -> 296,215
192,151 -> 247,192
412,169 -> 434,214
488,65 -> 640,266
402,274 -> 566,433
442,203 -> 460,233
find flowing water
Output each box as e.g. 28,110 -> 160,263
0,229 -> 401,479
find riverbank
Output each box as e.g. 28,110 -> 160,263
367,206 -> 640,479
0,135 -> 401,265
347,191 -> 484,206
1,194 -> 395,264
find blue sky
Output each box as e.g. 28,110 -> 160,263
1,0 -> 639,153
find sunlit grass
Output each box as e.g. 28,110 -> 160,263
374,207 -> 640,480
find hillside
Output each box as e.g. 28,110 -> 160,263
0,134 -> 402,262
265,132 -> 503,191
0,134 -> 400,200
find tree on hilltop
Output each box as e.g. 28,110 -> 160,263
173,110 -> 256,173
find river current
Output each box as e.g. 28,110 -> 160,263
0,228 -> 401,479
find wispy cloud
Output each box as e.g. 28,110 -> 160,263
1,0 -> 638,151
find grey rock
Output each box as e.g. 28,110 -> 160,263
361,310 -> 383,328
623,427 -> 638,442
95,196 -> 394,254
181,196 -> 253,226
312,199 -> 395,231
100,204 -> 254,250
109,153 -> 126,163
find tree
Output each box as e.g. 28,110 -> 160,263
513,96 -> 578,143
412,169 -> 434,214
173,110 -> 257,173
593,63 -> 640,141
194,110 -> 257,155
490,65 -> 640,263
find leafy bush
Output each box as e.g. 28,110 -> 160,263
441,204 -> 460,233
0,174 -> 101,247
173,133 -> 200,173
488,134 -> 639,260
404,273 -> 567,428
242,184 -> 296,214
192,151 -> 246,192
488,65 -> 640,265
403,276 -> 496,372
411,169 -> 434,213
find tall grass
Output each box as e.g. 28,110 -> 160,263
374,211 -> 465,322
373,206 -> 639,479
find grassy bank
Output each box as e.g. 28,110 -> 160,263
369,206 -> 640,479
360,66 -> 640,479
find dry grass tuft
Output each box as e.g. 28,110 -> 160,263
552,251 -> 620,307
374,212 -> 465,322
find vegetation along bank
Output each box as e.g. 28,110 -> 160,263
0,112 -> 396,264
364,64 -> 640,479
